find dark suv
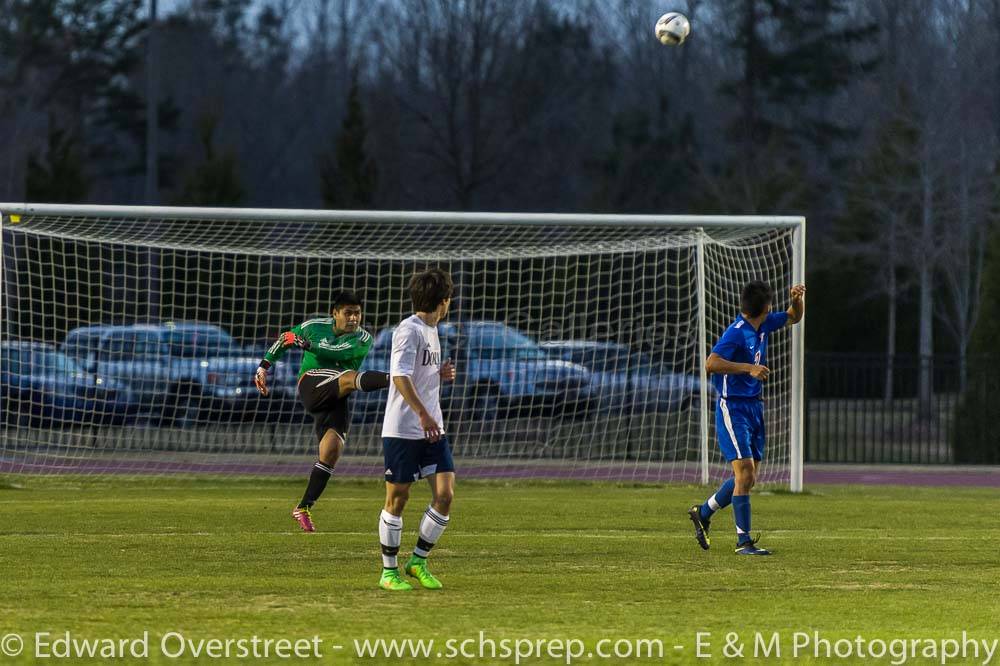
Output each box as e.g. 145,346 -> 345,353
62,323 -> 291,425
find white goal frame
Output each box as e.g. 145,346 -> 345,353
0,203 -> 805,491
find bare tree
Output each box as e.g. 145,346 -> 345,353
875,0 -> 945,412
371,0 -> 608,210
931,0 -> 997,390
371,0 -> 531,208
834,97 -> 921,404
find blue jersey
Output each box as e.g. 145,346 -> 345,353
711,312 -> 789,399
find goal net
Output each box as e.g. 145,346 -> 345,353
0,205 -> 804,489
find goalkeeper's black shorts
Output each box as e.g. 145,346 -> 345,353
298,369 -> 350,443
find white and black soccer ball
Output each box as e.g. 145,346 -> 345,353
655,12 -> 690,46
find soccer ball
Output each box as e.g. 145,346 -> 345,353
655,12 -> 690,46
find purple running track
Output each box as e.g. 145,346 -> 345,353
2,458 -> 999,487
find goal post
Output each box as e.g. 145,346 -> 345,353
790,222 -> 807,493
1,204 -> 805,489
695,233 -> 710,486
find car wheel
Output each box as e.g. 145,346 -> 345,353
463,382 -> 501,423
166,383 -> 203,428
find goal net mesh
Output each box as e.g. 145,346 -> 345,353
1,210 -> 798,486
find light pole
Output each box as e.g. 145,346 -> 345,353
145,0 -> 159,204
145,0 -> 161,322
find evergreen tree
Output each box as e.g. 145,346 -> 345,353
722,0 -> 877,153
197,0 -> 253,55
319,73 -> 377,209
25,123 -> 88,203
174,114 -> 244,206
0,0 -> 148,197
590,104 -> 695,213
712,0 -> 877,211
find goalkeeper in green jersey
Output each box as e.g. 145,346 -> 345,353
255,290 -> 390,532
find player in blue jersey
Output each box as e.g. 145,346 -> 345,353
688,280 -> 805,555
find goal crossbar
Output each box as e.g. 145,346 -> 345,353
1,203 -> 804,228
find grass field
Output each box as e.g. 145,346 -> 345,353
2,477 -> 1000,665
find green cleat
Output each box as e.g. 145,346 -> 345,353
379,568 -> 413,591
405,556 -> 443,590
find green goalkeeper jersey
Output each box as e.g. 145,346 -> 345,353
263,317 -> 374,379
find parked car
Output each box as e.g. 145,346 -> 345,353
539,340 -> 705,414
352,320 -> 593,422
1,341 -> 140,426
61,323 -> 291,426
447,321 -> 593,418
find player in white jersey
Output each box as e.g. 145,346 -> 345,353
377,268 -> 457,591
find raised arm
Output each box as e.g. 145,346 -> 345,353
262,325 -> 309,367
786,284 -> 806,325
255,325 -> 309,395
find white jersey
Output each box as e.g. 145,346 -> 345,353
381,314 -> 444,440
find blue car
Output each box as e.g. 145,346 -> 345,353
539,340 -> 705,414
62,323 -> 291,426
447,322 -> 593,418
1,341 -> 140,426
352,320 -> 592,422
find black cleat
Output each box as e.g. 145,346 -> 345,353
688,505 -> 711,550
735,534 -> 771,556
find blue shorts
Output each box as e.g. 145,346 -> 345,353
716,398 -> 765,462
382,436 -> 456,484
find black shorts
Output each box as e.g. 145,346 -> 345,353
298,369 -> 351,443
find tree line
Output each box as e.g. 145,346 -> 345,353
2,0 -> 1000,368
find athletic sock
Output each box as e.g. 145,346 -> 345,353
733,495 -> 752,543
356,371 -> 390,392
379,510 -> 403,569
412,505 -> 449,558
297,461 -> 333,508
699,477 -> 735,523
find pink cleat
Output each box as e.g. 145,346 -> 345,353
292,506 -> 315,532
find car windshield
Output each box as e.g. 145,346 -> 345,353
475,346 -> 547,360
559,347 -> 659,372
165,329 -> 242,357
64,333 -> 100,358
565,348 -> 631,372
470,327 -> 547,360
105,333 -> 163,358
36,350 -> 83,373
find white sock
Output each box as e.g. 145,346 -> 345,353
413,505 -> 449,558
379,510 -> 403,568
